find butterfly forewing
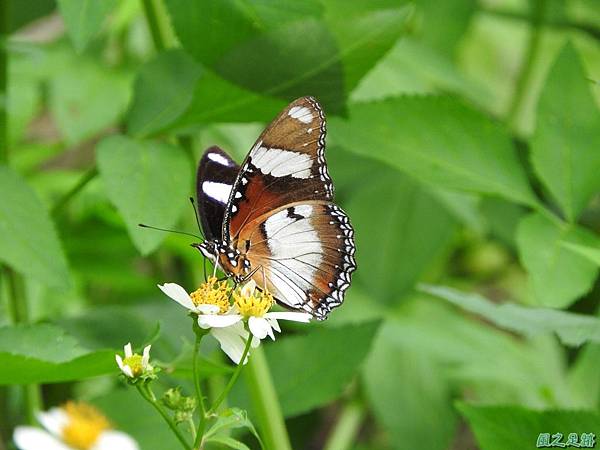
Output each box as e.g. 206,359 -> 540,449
196,146 -> 239,241
222,96 -> 333,242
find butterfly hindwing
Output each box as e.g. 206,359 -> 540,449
196,146 -> 240,241
223,96 -> 333,242
238,202 -> 356,319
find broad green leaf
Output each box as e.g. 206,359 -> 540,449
569,342 -> 600,409
363,321 -> 457,450
330,97 -> 537,206
561,241 -> 600,266
96,135 -> 191,254
458,403 -> 600,450
531,43 -> 600,222
165,0 -> 411,113
57,0 -> 118,52
345,163 -> 456,301
49,59 -> 131,145
0,324 -> 114,384
420,284 -> 600,347
265,321 -> 380,417
205,436 -> 250,450
516,212 -> 598,308
127,49 -> 203,137
0,166 -> 70,289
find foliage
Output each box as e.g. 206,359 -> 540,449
1,0 -> 600,449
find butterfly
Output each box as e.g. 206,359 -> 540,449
193,96 -> 356,320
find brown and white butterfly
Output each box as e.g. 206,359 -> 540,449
194,96 -> 356,320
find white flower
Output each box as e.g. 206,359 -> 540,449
115,343 -> 152,378
158,281 -> 254,365
14,402 -> 138,450
232,280 -> 312,341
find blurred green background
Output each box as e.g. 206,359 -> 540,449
1,0 -> 600,449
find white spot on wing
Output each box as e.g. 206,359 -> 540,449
202,181 -> 232,204
251,147 -> 312,179
207,152 -> 233,166
288,106 -> 313,123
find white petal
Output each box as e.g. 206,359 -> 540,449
265,312 -> 312,323
36,408 -> 68,437
197,304 -> 220,314
197,314 -> 242,329
13,427 -> 71,450
240,280 -> 257,298
267,317 -> 281,333
115,355 -> 125,371
93,431 -> 139,450
142,345 -> 151,367
157,283 -> 195,311
210,328 -> 247,364
248,316 -> 271,340
122,365 -> 134,378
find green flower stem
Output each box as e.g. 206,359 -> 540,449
208,334 -> 253,415
50,166 -> 98,217
192,332 -> 208,447
323,401 -> 365,450
0,0 -> 8,164
136,384 -> 192,450
4,267 -> 42,424
244,346 -> 292,450
506,0 -> 546,133
141,0 -> 167,52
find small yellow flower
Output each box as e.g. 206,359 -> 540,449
234,285 -> 273,317
189,276 -> 231,314
62,402 -> 110,450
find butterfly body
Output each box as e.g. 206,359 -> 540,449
195,97 -> 356,320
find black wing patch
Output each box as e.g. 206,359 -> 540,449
196,146 -> 240,241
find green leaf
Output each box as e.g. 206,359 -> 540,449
0,166 -> 70,289
57,0 -> 118,52
345,162 -> 456,301
330,97 -> 537,206
420,284 -> 600,347
205,408 -> 262,449
561,241 -> 600,266
49,58 -> 130,145
363,320 -> 457,450
96,135 -> 191,254
165,0 -> 411,112
458,403 -> 600,450
205,436 -> 250,450
0,324 -> 114,384
127,49 -> 203,137
516,213 -> 598,308
265,321 -> 380,417
531,43 -> 600,222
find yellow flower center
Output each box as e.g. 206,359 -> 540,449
234,289 -> 273,317
190,276 -> 232,314
61,402 -> 110,450
123,354 -> 144,377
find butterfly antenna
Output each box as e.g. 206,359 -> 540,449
138,223 -> 203,240
189,197 -> 205,240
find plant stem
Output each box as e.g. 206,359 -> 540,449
192,333 -> 208,448
0,0 -> 8,164
506,0 -> 546,134
50,166 -> 98,217
323,401 -> 365,450
208,335 -> 253,415
4,267 -> 42,424
136,384 -> 192,450
244,346 -> 292,450
141,0 -> 166,52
